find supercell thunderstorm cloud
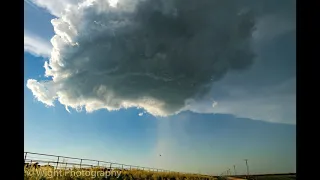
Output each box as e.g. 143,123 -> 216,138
27,0 -> 258,116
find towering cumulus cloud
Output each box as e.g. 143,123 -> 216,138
27,0 -> 257,116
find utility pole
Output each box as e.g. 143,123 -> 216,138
233,165 -> 236,175
244,159 -> 249,176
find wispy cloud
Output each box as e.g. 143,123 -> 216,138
24,0 -> 41,11
26,0 -> 80,17
188,78 -> 296,124
24,30 -> 52,58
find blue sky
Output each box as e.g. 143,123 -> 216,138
24,0 -> 296,175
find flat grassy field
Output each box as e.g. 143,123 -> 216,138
252,175 -> 296,180
229,174 -> 296,180
24,166 -> 217,180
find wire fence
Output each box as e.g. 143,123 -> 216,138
24,151 -> 198,175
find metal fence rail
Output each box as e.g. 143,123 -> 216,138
24,151 -> 200,176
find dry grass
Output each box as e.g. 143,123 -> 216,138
24,166 -> 217,180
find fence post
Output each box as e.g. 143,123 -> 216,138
24,152 -> 28,163
80,159 -> 82,169
56,156 -> 59,169
110,163 -> 112,170
65,163 -> 68,169
98,161 -> 100,167
130,165 -> 131,170
122,164 -> 123,170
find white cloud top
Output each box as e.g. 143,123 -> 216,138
26,0 -> 296,123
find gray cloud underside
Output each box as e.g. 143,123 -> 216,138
27,0 -> 295,121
